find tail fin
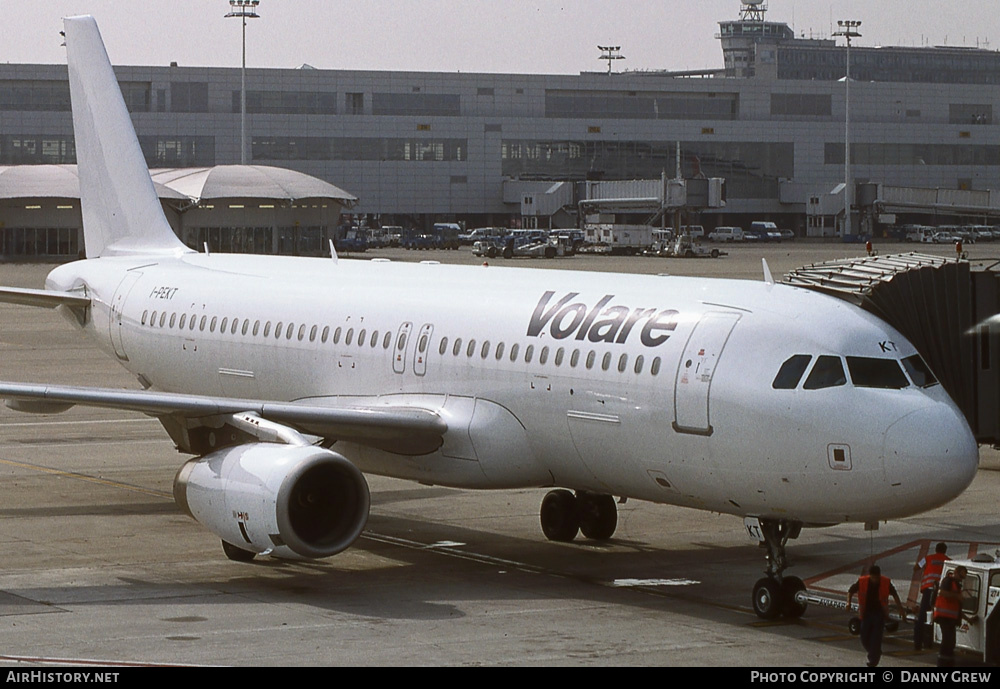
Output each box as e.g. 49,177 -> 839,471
64,16 -> 191,258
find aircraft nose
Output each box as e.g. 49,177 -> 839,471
882,403 -> 979,512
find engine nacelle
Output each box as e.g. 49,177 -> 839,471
174,443 -> 370,560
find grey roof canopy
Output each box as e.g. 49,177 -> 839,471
150,165 -> 357,206
0,164 -> 356,207
0,164 -> 187,200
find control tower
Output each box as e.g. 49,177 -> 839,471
717,1 -> 796,77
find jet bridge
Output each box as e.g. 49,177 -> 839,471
785,252 -> 1000,444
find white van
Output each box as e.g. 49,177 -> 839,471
708,226 -> 744,242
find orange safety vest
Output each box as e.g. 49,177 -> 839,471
933,574 -> 962,621
858,575 -> 891,619
920,553 -> 949,591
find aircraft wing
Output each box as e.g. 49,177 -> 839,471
0,382 -> 447,455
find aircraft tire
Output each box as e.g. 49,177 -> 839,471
848,616 -> 861,635
578,493 -> 617,540
487,246 -> 497,258
540,489 -> 579,542
502,247 -> 513,259
752,577 -> 782,620
221,539 -> 256,562
780,576 -> 807,618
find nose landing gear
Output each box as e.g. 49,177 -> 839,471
748,518 -> 806,620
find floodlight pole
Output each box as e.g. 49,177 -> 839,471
598,45 -> 625,75
225,0 -> 260,165
834,19 -> 861,237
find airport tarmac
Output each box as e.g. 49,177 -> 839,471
0,240 -> 997,667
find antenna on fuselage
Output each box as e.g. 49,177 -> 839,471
329,239 -> 339,264
762,258 -> 775,286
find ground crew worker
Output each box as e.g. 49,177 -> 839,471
847,564 -> 907,667
934,565 -> 973,667
913,542 -> 949,650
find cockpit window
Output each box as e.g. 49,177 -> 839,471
846,357 -> 910,389
772,355 -> 812,389
901,354 -> 940,388
803,355 -> 847,390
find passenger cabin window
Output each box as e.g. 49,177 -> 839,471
773,355 -> 812,389
803,355 -> 847,390
846,357 -> 909,389
902,354 -> 939,388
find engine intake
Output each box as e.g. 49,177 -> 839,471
174,443 -> 370,559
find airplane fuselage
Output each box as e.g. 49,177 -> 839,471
45,253 -> 980,526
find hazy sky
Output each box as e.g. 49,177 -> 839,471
1,0 -> 997,74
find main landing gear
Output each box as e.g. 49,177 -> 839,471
750,518 -> 806,620
539,489 -> 618,542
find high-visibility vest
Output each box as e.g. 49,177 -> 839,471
920,553 -> 949,591
933,574 -> 962,621
858,575 -> 891,619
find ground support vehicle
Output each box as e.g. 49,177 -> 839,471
747,221 -> 782,242
471,239 -> 500,258
931,556 -> 1000,664
582,224 -> 652,255
334,229 -> 367,253
669,234 -> 725,259
708,227 -> 744,243
495,235 -> 569,259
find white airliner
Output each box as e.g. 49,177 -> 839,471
0,17 -> 980,619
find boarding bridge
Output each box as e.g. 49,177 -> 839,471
785,253 -> 1000,444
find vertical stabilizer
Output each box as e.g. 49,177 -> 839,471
64,16 -> 191,258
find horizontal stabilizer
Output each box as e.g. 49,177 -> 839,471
0,286 -> 91,310
0,382 -> 447,456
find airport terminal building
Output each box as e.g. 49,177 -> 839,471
1,1 -> 1000,257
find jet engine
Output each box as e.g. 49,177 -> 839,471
173,443 -> 370,560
